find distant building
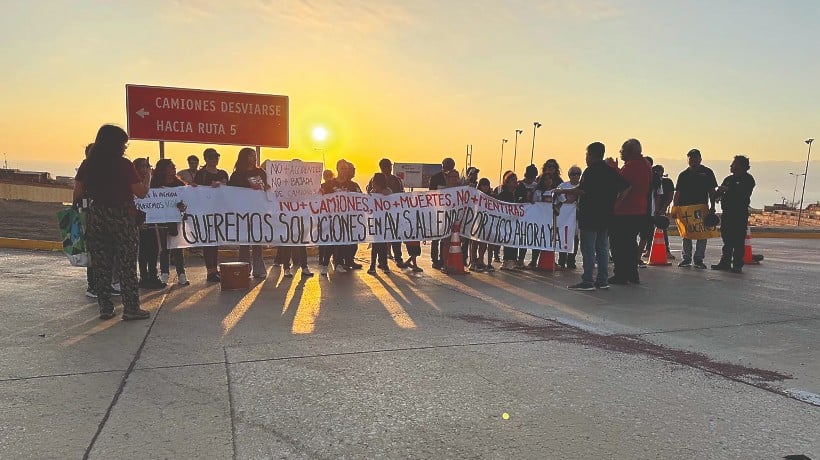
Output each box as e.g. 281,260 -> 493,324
0,168 -> 51,183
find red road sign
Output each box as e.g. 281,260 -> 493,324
126,85 -> 288,147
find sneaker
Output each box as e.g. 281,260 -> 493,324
122,308 -> 150,321
493,256 -> 501,263
335,265 -> 348,273
86,289 -> 98,298
711,263 -> 731,271
694,262 -> 707,270
381,266 -> 391,274
412,266 -> 424,272
206,272 -> 221,283
178,272 -> 190,286
568,282 -> 595,291
140,277 -> 166,289
159,272 -> 169,284
301,267 -> 314,277
594,282 -> 610,289
731,267 -> 743,274
99,310 -> 116,320
432,261 -> 443,270
367,268 -> 377,275
110,285 -> 121,296
527,261 -> 538,270
283,268 -> 293,278
350,262 -> 363,270
678,260 -> 692,268
666,252 -> 676,260
395,260 -> 407,269
319,265 -> 328,276
637,260 -> 647,268
566,262 -> 577,270
485,263 -> 495,272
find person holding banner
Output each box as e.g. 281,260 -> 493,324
556,165 -> 582,269
497,171 -> 521,270
74,124 -> 151,320
177,154 -> 199,185
712,155 -> 755,273
318,169 -> 339,275
367,158 -> 407,269
469,178 -> 495,272
229,147 -> 270,278
367,173 -> 393,275
334,160 -> 364,271
556,142 -> 630,290
515,165 -> 540,268
428,157 -> 456,269
150,159 -> 190,286
193,148 -> 229,282
673,149 -> 718,269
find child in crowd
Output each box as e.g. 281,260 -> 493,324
368,173 -> 392,275
557,165 -> 582,269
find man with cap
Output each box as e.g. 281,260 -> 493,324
428,157 -> 456,269
367,158 -> 407,268
177,154 -> 199,185
673,149 -> 718,269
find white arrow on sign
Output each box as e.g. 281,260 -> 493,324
136,108 -> 149,118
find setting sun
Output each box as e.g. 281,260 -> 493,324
312,126 -> 328,143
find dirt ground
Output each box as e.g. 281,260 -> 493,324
0,199 -> 68,241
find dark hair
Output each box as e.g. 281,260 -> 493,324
133,157 -> 150,169
372,172 -> 387,189
587,142 -> 605,159
187,155 -> 199,163
84,143 -> 94,159
525,164 -> 538,179
687,149 -> 701,158
234,147 -> 256,172
652,164 -> 664,174
203,148 -> 219,160
151,159 -> 174,187
442,157 -> 455,171
379,158 -> 392,169
478,178 -> 490,188
645,156 -> 653,166
85,125 -> 129,197
733,155 -> 750,171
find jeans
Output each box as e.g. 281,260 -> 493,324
682,238 -> 707,263
580,229 -> 609,284
239,245 -> 266,276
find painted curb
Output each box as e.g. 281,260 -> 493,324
0,238 -> 62,251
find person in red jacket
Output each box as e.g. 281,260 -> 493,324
609,138 -> 652,285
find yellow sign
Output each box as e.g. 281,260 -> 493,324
671,204 -> 720,239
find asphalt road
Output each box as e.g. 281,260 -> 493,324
1,237 -> 818,459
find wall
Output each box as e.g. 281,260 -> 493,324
0,181 -> 73,203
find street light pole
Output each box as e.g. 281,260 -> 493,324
499,139 -> 508,184
513,129 -> 522,173
789,172 -> 804,209
530,122 -> 542,166
797,139 -> 813,227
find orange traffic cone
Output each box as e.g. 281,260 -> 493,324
648,227 -> 672,266
743,226 -> 759,265
445,224 -> 467,274
536,250 -> 555,271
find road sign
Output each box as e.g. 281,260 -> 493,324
126,85 -> 288,147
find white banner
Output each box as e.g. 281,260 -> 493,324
158,186 -> 576,251
263,159 -> 323,199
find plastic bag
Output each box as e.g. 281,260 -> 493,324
57,207 -> 89,267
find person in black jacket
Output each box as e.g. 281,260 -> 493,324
428,157 -> 456,269
229,147 -> 270,278
712,155 -> 755,273
367,158 -> 406,268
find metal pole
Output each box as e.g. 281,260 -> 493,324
513,129 -> 522,173
159,141 -> 165,159
797,139 -> 813,226
499,139 -> 508,184
530,122 -> 541,166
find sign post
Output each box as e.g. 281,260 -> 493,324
126,84 -> 289,148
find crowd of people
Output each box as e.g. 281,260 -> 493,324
75,124 -> 755,320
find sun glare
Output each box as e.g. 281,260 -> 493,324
312,126 -> 328,142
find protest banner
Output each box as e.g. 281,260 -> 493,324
672,204 -> 720,239
157,186 -> 576,250
135,188 -> 185,224
263,160 -> 323,199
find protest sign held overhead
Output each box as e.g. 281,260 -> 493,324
263,160 -> 323,199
